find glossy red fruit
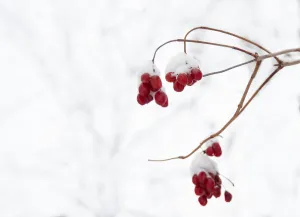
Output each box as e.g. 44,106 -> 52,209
212,142 -> 222,157
191,68 -> 203,81
205,178 -> 215,192
177,73 -> 188,85
198,195 -> 208,206
205,146 -> 214,156
137,94 -> 147,105
213,187 -> 221,198
146,94 -> 153,103
194,186 -> 205,196
206,191 -> 213,199
141,73 -> 150,83
138,83 -> 151,96
154,91 -> 167,106
173,81 -> 185,92
198,171 -> 207,184
224,191 -> 232,202
161,98 -> 168,107
165,72 -> 176,82
150,75 -> 162,90
192,174 -> 199,185
187,73 -> 194,86
215,175 -> 222,186
208,172 -> 215,179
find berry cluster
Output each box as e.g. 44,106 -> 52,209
192,171 -> 232,206
136,62 -> 168,107
204,142 -> 222,157
165,53 -> 203,92
190,141 -> 233,206
136,53 -> 203,107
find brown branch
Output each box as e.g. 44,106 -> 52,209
149,61 -> 263,162
148,27 -> 300,163
203,59 -> 256,78
183,26 -> 281,64
152,39 -> 255,63
235,60 -> 261,114
257,47 -> 300,61
238,66 -> 283,115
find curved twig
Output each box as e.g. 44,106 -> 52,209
152,38 -> 255,63
183,26 -> 281,64
148,64 -> 284,162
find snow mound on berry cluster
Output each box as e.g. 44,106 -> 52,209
165,52 -> 200,75
137,61 -> 161,77
190,151 -> 219,176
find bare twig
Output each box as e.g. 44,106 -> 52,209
257,47 -> 300,61
148,26 -> 300,162
152,38 -> 255,63
149,61 -> 263,162
234,60 -> 261,114
183,26 -> 281,64
203,59 -> 256,77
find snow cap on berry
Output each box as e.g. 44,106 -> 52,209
136,61 -> 161,85
165,52 -> 200,76
190,151 -> 219,176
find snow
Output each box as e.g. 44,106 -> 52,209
137,61 -> 161,77
165,52 -> 200,75
190,151 -> 219,176
1,0 -> 300,217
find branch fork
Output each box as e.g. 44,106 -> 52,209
149,26 -> 300,162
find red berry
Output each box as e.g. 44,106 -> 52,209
208,172 -> 215,179
150,75 -> 162,90
173,81 -> 185,92
198,171 -> 207,184
205,178 -> 215,192
212,142 -> 222,157
187,73 -> 194,86
198,195 -> 208,206
138,83 -> 151,96
215,175 -> 222,186
224,191 -> 232,202
137,94 -> 147,105
213,187 -> 221,198
206,191 -> 213,199
165,72 -> 176,82
192,174 -> 199,185
146,94 -> 153,103
205,147 -> 214,156
191,68 -> 203,81
154,91 -> 167,106
141,73 -> 150,83
161,98 -> 168,107
177,73 -> 188,85
194,186 -> 205,196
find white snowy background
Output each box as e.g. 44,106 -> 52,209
1,0 -> 300,217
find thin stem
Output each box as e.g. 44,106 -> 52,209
238,66 -> 283,115
281,59 -> 300,67
183,26 -> 281,64
152,39 -> 255,63
218,173 -> 235,187
149,61 -> 263,162
148,66 -> 283,162
257,47 -> 300,61
234,60 -> 261,115
203,59 -> 256,78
